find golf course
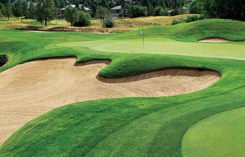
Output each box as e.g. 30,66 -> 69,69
0,18 -> 245,157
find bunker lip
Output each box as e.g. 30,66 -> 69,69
0,55 -> 8,67
199,38 -> 245,43
97,68 -> 221,83
0,58 -> 221,146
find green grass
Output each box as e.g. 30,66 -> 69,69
0,19 -> 245,157
182,107 -> 245,157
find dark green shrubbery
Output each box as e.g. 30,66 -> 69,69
103,18 -> 114,28
184,15 -> 205,22
171,15 -> 205,25
128,5 -> 148,18
153,6 -> 168,16
202,0 -> 245,20
189,0 -> 203,14
73,11 -> 91,27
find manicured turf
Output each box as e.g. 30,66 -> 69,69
182,107 -> 245,157
0,19 -> 245,157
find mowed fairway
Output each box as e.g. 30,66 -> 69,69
182,107 -> 245,157
0,19 -> 245,156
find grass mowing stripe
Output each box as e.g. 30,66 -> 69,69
182,107 -> 245,157
1,19 -> 245,156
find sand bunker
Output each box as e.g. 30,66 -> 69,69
0,58 -> 220,145
199,38 -> 245,43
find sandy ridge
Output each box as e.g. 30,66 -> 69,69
0,58 -> 220,146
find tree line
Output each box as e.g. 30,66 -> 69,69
188,0 -> 245,21
0,0 -> 244,27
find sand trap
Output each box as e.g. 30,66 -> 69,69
0,58 -> 220,145
199,38 -> 245,43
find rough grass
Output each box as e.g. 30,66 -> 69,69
0,14 -> 192,33
0,19 -> 245,157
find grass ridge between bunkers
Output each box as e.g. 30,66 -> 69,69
0,19 -> 245,157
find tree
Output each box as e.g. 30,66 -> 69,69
128,5 -> 148,18
0,3 -> 6,17
35,2 -> 44,23
202,0 -> 245,20
5,3 -> 12,20
64,6 -> 79,26
21,2 -> 28,21
73,11 -> 91,27
13,1 -> 22,20
36,0 -> 57,26
95,6 -> 109,21
154,6 -> 168,16
28,1 -> 36,19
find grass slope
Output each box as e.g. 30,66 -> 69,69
182,107 -> 245,157
0,19 -> 245,156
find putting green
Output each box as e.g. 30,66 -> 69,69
58,39 -> 245,60
182,107 -> 245,157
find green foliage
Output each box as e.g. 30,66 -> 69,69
28,1 -> 36,19
4,3 -> 12,20
73,11 -> 91,27
171,15 -> 205,25
0,2 -> 6,17
13,1 -> 23,19
184,14 -> 205,22
128,5 -> 148,18
64,6 -> 79,26
95,6 -> 109,21
153,6 -> 168,16
36,0 -> 57,26
103,18 -> 114,28
171,18 -> 183,25
170,7 -> 184,16
189,0 -> 203,14
21,2 -> 28,20
202,0 -> 245,20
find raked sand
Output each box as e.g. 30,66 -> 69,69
0,58 -> 220,145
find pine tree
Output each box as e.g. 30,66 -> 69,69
5,3 -> 12,20
28,1 -> 36,19
36,0 -> 57,26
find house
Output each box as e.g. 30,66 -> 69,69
182,7 -> 190,13
59,4 -> 92,18
111,6 -> 123,17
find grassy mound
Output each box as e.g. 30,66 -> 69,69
0,19 -> 245,156
119,19 -> 245,41
182,107 -> 245,157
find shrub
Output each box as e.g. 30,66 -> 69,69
171,19 -> 184,25
153,6 -> 168,16
171,8 -> 184,16
184,15 -> 205,23
73,11 -> 91,27
171,15 -> 205,25
64,7 -> 79,26
189,0 -> 203,14
128,5 -> 148,18
103,18 -> 114,28
96,6 -> 109,21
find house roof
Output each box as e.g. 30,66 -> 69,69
111,6 -> 122,10
60,4 -> 92,11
